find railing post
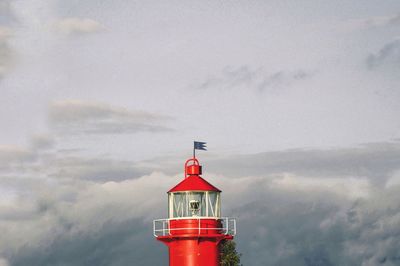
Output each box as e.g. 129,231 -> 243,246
162,220 -> 165,236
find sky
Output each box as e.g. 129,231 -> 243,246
1,0 -> 400,265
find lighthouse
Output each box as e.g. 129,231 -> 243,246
153,144 -> 236,266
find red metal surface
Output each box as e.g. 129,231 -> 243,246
169,219 -> 223,236
186,165 -> 202,176
184,158 -> 200,178
168,175 -> 221,192
157,219 -> 232,266
169,158 -> 220,192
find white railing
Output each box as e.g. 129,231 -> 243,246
153,217 -> 236,237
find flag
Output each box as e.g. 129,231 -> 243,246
194,141 -> 207,151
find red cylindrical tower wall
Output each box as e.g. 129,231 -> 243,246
169,219 -> 223,235
167,237 -> 220,266
157,219 -> 232,266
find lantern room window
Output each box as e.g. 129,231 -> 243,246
168,191 -> 221,218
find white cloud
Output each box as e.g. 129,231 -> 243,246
338,13 -> 400,33
53,18 -> 103,36
0,258 -> 9,266
197,65 -> 314,92
30,134 -> 54,151
0,1 -> 400,265
0,170 -> 174,263
0,25 -> 13,78
385,170 -> 400,188
48,156 -> 147,181
0,145 -> 36,171
367,38 -> 400,69
357,13 -> 400,29
198,142 -> 400,183
1,143 -> 400,265
0,26 -> 11,41
270,174 -> 371,200
49,100 -> 172,135
0,0 -> 12,18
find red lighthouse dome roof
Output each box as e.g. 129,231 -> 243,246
168,158 -> 221,193
168,174 -> 221,192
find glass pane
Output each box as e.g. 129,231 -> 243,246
208,192 -> 221,217
169,192 -> 214,218
186,192 -> 206,217
171,192 -> 185,218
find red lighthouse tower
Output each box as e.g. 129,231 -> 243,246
153,156 -> 236,266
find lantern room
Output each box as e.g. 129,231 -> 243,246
167,158 -> 221,218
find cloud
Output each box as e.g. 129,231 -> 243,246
53,18 -> 104,36
270,175 -> 371,200
30,134 -> 55,151
1,138 -> 400,265
0,25 -> 13,79
49,100 -> 172,135
386,170 -> 400,188
49,156 -> 148,182
366,39 -> 400,69
233,183 -> 400,266
364,13 -> 400,27
0,26 -> 11,40
0,150 -> 149,183
0,0 -> 17,80
2,167 -> 400,265
197,66 -> 313,92
342,13 -> 400,32
388,14 -> 400,26
0,139 -> 149,184
0,145 -> 36,172
0,172 -> 172,266
153,141 -> 400,183
0,2 -> 399,264
0,258 -> 9,266
0,0 -> 14,24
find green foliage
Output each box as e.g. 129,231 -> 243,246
220,240 -> 242,266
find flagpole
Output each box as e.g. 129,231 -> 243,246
193,142 -> 195,159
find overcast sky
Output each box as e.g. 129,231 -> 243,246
1,1 -> 400,265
